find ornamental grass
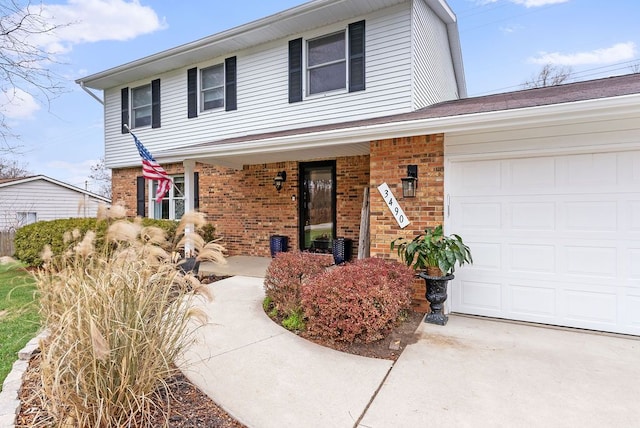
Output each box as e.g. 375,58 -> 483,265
33,207 -> 225,427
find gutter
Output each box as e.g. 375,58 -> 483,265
78,82 -> 104,105
149,92 -> 640,165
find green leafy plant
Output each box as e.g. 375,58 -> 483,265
391,225 -> 472,276
282,309 -> 306,332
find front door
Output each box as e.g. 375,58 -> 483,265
299,161 -> 336,252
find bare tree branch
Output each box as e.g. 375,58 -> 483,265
0,0 -> 70,148
522,64 -> 573,89
89,157 -> 112,199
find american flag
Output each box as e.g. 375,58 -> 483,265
130,131 -> 172,203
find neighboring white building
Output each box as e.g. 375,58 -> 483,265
0,175 -> 111,231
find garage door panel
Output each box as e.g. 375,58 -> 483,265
460,202 -> 501,229
562,288 -> 617,325
457,279 -> 502,312
448,150 -> 640,335
509,244 -> 556,273
511,202 -> 556,231
623,289 -> 640,328
509,283 -> 556,317
564,201 -> 617,232
465,242 -> 501,271
629,249 -> 640,279
510,158 -> 555,188
629,201 -> 640,231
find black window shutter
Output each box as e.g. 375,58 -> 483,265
136,176 -> 145,216
349,20 -> 366,92
151,79 -> 161,128
288,38 -> 303,103
121,87 -> 129,133
187,67 -> 198,118
225,57 -> 237,111
193,172 -> 200,210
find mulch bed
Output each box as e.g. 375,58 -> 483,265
14,273 -> 425,427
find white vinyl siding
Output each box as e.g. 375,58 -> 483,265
412,0 -> 459,109
445,114 -> 640,335
0,179 -> 105,231
103,3 -> 417,168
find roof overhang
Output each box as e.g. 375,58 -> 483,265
154,92 -> 640,169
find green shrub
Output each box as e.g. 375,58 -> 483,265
301,258 -> 414,344
263,251 -> 331,318
14,216 -> 179,267
34,211 -> 225,427
282,308 -> 306,332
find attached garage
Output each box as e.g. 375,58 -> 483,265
445,93 -> 640,335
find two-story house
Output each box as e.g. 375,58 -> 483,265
78,0 -> 640,337
77,0 -> 465,255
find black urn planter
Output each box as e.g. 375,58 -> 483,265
418,272 -> 454,326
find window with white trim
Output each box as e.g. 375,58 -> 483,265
131,84 -> 152,128
307,31 -> 346,95
201,64 -> 225,110
17,211 -> 37,227
151,175 -> 184,220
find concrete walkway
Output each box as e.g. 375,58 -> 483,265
179,267 -> 640,428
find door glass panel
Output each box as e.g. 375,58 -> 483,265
301,164 -> 334,252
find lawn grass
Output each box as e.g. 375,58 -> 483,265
0,262 -> 40,391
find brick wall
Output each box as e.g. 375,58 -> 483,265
111,155 -> 370,258
369,134 -> 445,312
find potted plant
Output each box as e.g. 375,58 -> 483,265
391,225 -> 472,325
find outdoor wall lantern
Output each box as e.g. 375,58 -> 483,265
273,171 -> 287,191
401,165 -> 418,198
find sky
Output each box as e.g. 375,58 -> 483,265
2,0 -> 638,195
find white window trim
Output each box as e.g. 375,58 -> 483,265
131,83 -> 152,129
305,29 -> 349,98
200,63 -> 225,112
148,175 -> 184,220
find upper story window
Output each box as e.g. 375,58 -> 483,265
121,79 -> 161,133
187,56 -> 237,118
132,84 -> 152,127
201,64 -> 225,110
307,32 -> 346,95
289,20 -> 365,103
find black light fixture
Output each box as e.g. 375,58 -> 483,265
401,165 -> 418,198
273,171 -> 287,191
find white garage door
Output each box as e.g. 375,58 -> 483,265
448,151 -> 640,335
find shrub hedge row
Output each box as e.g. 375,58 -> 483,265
14,217 -> 180,267
264,252 -> 415,344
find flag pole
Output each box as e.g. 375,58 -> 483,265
124,124 -> 183,198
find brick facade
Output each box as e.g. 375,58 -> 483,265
369,134 -> 445,312
112,134 -> 443,311
111,156 -> 370,258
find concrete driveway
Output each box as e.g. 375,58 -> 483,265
359,315 -> 640,428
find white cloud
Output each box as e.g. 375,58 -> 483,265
0,88 -> 41,119
529,42 -> 637,66
29,0 -> 167,54
477,0 -> 569,6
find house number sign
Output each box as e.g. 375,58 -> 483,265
377,183 -> 410,229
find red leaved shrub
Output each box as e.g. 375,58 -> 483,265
301,258 -> 415,344
264,251 -> 332,316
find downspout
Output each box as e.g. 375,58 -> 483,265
78,81 -> 104,105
